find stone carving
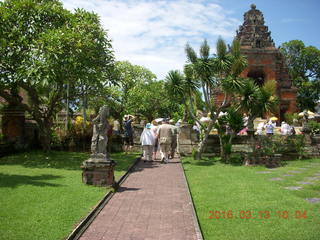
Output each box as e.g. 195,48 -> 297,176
301,110 -> 310,134
237,5 -> 274,48
81,105 -> 116,186
91,105 -> 110,157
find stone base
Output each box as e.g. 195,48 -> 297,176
81,155 -> 116,186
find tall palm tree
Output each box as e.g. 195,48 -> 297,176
184,38 -> 247,159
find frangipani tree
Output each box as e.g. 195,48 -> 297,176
0,0 -> 114,150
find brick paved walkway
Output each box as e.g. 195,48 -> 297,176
79,156 -> 202,240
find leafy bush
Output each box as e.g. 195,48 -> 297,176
308,120 -> 320,135
51,117 -> 92,150
255,135 -> 305,158
284,112 -> 299,125
229,153 -> 243,165
188,118 -> 196,125
192,148 -> 199,160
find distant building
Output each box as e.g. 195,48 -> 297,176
216,4 -> 297,121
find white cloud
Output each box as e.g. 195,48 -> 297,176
61,0 -> 240,79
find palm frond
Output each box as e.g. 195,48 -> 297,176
165,70 -> 185,99
185,43 -> 198,64
200,39 -> 210,60
216,37 -> 227,59
230,55 -> 247,76
230,39 -> 241,58
262,80 -> 277,95
221,76 -> 244,94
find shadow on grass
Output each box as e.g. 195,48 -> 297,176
0,151 -> 88,170
0,151 -> 140,172
0,173 -> 63,188
183,157 -> 218,167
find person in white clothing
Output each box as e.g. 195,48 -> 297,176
265,120 -> 274,136
255,122 -> 265,135
281,121 -> 290,135
140,123 -> 155,162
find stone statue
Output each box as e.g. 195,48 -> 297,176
301,110 -> 310,134
82,105 -> 116,186
91,105 -> 110,157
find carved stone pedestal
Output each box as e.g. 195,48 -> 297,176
81,154 -> 116,186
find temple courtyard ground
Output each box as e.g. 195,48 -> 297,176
1,151 -> 320,240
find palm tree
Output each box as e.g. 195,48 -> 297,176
238,79 -> 279,133
165,70 -> 187,120
215,106 -> 244,163
184,38 -> 247,159
237,79 -> 279,164
165,67 -> 200,121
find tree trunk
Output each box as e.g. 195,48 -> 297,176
218,134 -> 225,160
195,121 -> 214,160
82,93 -> 87,128
182,104 -> 188,122
65,81 -> 69,131
247,117 -> 256,161
38,119 -> 53,151
218,134 -> 233,163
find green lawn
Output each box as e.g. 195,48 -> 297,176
182,157 -> 320,240
0,151 -> 139,240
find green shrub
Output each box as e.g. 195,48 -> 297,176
229,153 -> 243,165
284,112 -> 299,125
192,148 -> 198,160
255,135 -> 305,158
308,120 -> 320,135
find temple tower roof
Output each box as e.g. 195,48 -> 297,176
236,4 -> 275,49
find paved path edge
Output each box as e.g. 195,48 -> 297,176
66,157 -> 141,240
179,162 -> 204,240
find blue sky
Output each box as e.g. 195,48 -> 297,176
61,0 -> 320,80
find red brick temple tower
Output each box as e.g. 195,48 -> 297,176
221,4 -> 297,121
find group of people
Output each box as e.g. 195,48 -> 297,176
140,119 -> 179,164
255,119 -> 295,136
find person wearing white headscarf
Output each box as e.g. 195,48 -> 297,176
140,123 -> 155,162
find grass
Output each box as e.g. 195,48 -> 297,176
182,157 -> 320,240
0,150 -> 140,240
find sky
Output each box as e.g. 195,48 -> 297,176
61,0 -> 320,80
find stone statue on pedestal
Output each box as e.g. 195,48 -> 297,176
81,105 -> 116,186
91,105 -> 110,158
301,110 -> 310,134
